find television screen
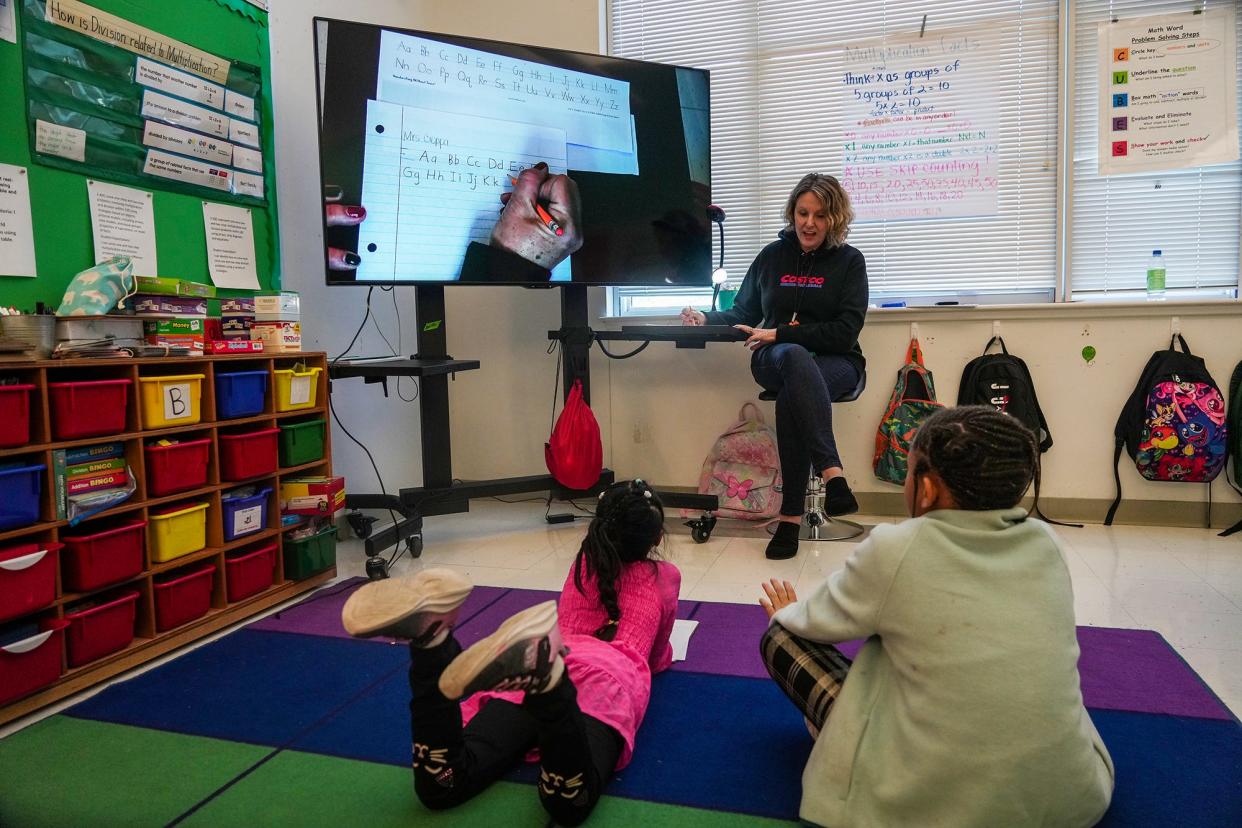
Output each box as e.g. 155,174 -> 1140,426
314,19 -> 711,287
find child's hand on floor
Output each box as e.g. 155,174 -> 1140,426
760,578 -> 798,619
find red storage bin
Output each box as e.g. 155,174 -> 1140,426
0,620 -> 67,706
0,384 -> 36,448
153,564 -> 215,632
60,519 -> 147,593
47,379 -> 131,440
0,542 -> 62,623
218,428 -> 279,481
63,590 -> 140,667
145,438 -> 211,497
225,542 -> 277,602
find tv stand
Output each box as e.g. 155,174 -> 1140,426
329,284 -> 617,578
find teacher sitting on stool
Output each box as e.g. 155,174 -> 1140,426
682,173 -> 868,560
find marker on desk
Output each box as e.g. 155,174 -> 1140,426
881,301 -> 907,308
509,176 -> 564,236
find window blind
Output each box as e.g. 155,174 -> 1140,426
1070,0 -> 1241,297
609,0 -> 1060,302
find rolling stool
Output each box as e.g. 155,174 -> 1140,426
759,371 -> 866,542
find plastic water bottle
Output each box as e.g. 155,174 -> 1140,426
1146,250 -> 1166,301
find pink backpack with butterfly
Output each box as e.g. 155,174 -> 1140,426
696,402 -> 782,520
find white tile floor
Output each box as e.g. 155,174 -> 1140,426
3,500 -> 1239,740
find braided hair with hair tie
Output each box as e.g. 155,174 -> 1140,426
910,406 -> 1040,513
573,479 -> 665,641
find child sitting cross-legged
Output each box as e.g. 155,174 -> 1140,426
758,406 -> 1115,827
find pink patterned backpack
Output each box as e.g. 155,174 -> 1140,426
696,402 -> 782,520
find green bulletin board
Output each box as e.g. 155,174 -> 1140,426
0,0 -> 280,309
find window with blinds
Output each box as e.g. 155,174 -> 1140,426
608,0 -> 1060,312
1070,0 -> 1242,299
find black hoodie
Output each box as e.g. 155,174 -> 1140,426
704,229 -> 868,372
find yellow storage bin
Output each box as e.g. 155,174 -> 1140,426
149,502 -> 209,563
138,374 -> 205,428
273,367 -> 322,412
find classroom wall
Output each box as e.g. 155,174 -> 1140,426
405,1 -> 1242,525
268,0 -> 430,497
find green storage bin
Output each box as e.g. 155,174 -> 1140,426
278,418 -> 326,468
283,525 -> 337,580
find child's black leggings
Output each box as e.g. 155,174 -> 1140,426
407,637 -> 621,826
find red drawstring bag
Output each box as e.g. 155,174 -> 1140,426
546,379 -> 603,490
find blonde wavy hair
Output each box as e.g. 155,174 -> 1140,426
782,173 -> 854,248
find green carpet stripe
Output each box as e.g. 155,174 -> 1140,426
0,716 -> 271,828
181,749 -> 798,827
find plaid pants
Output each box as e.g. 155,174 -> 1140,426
760,623 -> 853,733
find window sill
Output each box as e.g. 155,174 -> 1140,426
597,297 -> 1240,327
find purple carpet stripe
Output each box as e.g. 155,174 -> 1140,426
452,588 -> 561,646
254,583 -> 1232,722
672,601 -> 770,678
1076,627 -> 1234,721
248,578 -> 509,643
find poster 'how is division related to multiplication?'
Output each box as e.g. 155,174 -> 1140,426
1099,9 -> 1238,175
838,26 -> 1012,221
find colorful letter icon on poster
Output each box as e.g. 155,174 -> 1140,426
1113,117 -> 1128,131
1112,71 -> 1128,85
1112,93 -> 1129,107
1112,141 -> 1128,157
1113,48 -> 1129,62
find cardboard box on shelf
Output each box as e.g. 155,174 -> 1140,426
207,340 -> 264,354
280,476 -> 344,516
143,318 -> 206,336
251,321 -> 301,352
135,277 -> 217,298
254,292 -> 299,317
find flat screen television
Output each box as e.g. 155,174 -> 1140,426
314,19 -> 711,287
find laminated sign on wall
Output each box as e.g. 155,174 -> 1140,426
1098,9 -> 1239,175
20,0 -> 268,205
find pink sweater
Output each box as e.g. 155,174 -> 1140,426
459,559 -> 681,768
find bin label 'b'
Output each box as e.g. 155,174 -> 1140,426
164,383 -> 192,420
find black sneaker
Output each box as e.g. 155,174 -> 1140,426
766,520 -> 801,560
824,477 -> 859,517
340,568 -> 473,646
437,600 -> 565,700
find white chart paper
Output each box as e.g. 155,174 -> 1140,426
0,164 -> 37,278
202,201 -> 259,289
87,180 -> 157,275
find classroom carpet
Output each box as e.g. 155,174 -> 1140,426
1,579 -> 1239,828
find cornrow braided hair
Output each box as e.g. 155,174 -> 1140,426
573,479 -> 665,642
910,406 -> 1040,513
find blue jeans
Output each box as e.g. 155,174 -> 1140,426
751,343 -> 862,517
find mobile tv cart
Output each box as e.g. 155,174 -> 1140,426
330,284 -> 621,580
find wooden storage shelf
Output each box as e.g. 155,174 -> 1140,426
0,352 -> 337,726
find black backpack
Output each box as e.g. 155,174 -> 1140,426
957,336 -> 1076,526
1106,335 -> 1227,526
957,336 -> 1053,452
1221,359 -> 1242,537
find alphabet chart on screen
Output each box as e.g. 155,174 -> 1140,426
355,100 -> 571,282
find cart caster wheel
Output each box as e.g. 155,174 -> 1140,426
405,535 -> 424,558
365,555 -> 390,580
690,524 -> 710,543
685,514 -> 716,544
347,511 -> 377,540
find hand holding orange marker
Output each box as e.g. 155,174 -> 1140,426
508,176 -> 564,237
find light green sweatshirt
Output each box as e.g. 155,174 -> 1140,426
772,508 -> 1114,828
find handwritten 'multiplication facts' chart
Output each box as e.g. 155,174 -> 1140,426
838,26 -> 1013,221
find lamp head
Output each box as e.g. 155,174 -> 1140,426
711,268 -> 729,285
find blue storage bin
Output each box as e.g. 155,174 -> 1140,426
0,464 -> 45,530
215,370 -> 269,419
221,486 -> 272,542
